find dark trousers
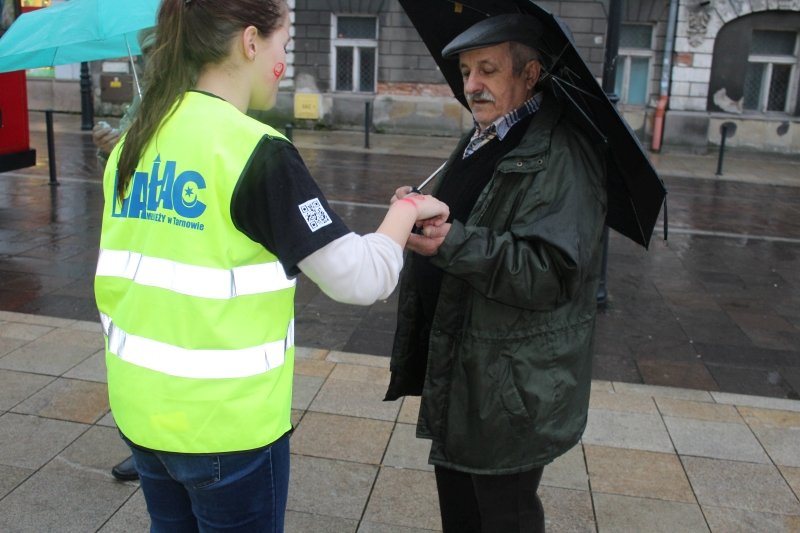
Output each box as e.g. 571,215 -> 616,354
434,465 -> 545,533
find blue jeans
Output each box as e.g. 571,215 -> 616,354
124,433 -> 290,533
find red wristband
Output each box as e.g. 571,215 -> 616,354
399,197 -> 419,207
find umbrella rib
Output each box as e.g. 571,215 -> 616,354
552,78 -> 607,143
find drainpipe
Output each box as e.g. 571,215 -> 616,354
651,0 -> 680,152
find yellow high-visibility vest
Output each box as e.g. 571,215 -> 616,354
95,91 -> 295,453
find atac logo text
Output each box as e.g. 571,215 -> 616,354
113,156 -> 206,231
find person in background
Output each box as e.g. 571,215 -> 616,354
94,0 -> 448,530
386,14 -> 607,533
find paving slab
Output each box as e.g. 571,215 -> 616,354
663,416 -> 771,463
592,493 -> 709,533
0,328 -> 100,375
737,406 -> 800,428
711,392 -> 800,412
326,350 -> 391,368
362,467 -> 441,531
292,374 -> 324,411
0,337 -> 26,358
291,412 -> 393,465
540,444 -> 589,492
749,426 -> 800,467
397,395 -> 421,425
0,311 -> 76,327
582,408 -> 674,453
287,455 -> 377,521
382,423 -> 433,472
588,390 -> 658,414
12,377 -> 108,424
63,349 -> 107,382
612,382 -> 715,401
328,362 -> 391,385
682,456 -> 800,515
779,466 -> 800,500
0,321 -> 53,341
0,468 -> 136,533
294,358 -> 335,378
41,425 -> 131,482
702,505 -> 800,533
0,412 -> 88,469
96,410 -> 116,428
285,510 -> 358,533
654,397 -> 744,423
309,378 -> 401,421
585,445 -> 695,503
0,464 -> 33,500
539,486 -> 596,532
97,490 -> 150,533
357,522 -> 438,533
0,369 -> 54,411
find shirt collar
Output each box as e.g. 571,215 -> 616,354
473,92 -> 544,141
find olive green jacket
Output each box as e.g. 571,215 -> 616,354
385,96 -> 608,474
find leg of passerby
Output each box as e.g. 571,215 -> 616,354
434,466 -> 482,533
472,467 -> 545,533
127,433 -> 291,532
434,465 -> 545,533
111,455 -> 139,481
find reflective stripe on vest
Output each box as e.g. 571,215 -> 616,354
96,248 -> 296,299
100,313 -> 294,379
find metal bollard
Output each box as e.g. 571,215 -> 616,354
716,122 -> 737,176
285,123 -> 293,141
364,102 -> 371,149
45,110 -> 58,186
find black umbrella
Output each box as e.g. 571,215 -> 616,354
399,0 -> 667,248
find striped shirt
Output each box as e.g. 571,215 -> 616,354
463,93 -> 544,159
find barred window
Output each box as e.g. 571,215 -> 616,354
743,30 -> 799,114
331,15 -> 377,93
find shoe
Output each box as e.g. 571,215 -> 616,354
111,456 -> 139,481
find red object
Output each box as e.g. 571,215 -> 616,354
0,70 -> 36,172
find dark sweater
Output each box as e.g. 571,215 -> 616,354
413,114 -> 534,323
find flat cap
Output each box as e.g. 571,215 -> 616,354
442,14 -> 544,59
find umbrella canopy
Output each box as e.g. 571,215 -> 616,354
399,0 -> 667,248
0,0 -> 159,73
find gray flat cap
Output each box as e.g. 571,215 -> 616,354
442,14 -> 545,59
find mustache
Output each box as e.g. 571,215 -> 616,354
466,90 -> 496,104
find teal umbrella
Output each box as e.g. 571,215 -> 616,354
0,0 -> 160,94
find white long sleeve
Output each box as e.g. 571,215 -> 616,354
297,232 -> 404,305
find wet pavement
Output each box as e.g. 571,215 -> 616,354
1,111 -> 800,401
1,311 -> 800,532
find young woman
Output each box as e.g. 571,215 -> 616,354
94,0 -> 448,531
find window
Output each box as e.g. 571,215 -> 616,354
331,15 -> 377,93
613,24 -> 654,106
743,30 -> 799,114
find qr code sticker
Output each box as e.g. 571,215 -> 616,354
298,198 -> 333,232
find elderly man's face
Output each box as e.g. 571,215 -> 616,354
459,42 -> 540,130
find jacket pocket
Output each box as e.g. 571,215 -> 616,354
493,353 -> 538,434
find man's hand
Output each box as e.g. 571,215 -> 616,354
92,123 -> 121,154
406,223 -> 451,256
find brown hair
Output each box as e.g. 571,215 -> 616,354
116,0 -> 287,200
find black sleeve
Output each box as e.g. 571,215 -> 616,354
231,136 -> 350,276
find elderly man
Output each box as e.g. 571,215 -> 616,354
386,14 -> 607,533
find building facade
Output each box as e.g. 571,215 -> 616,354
24,0 -> 800,153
